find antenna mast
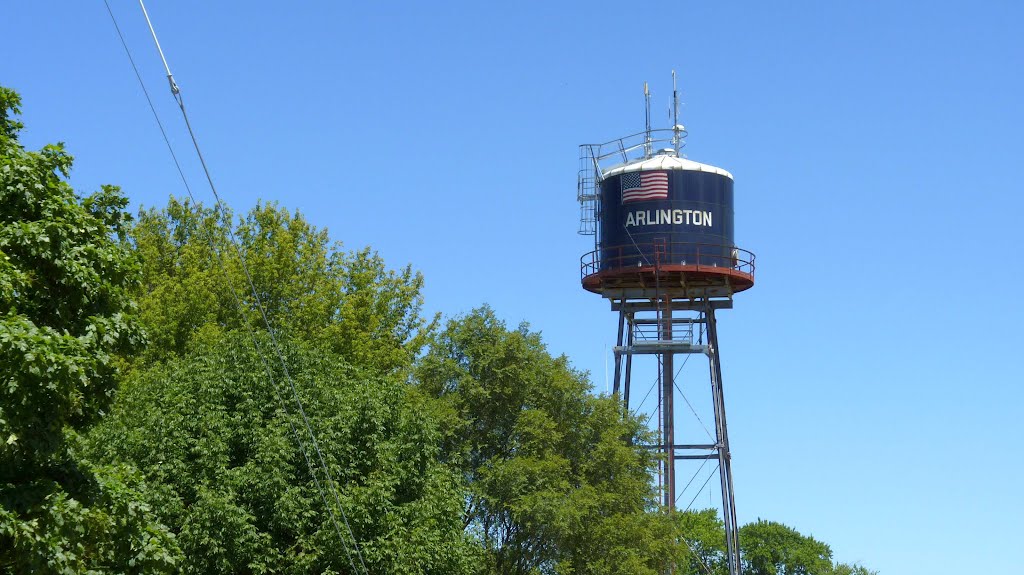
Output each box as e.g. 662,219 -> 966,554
672,70 -> 682,154
644,82 -> 652,158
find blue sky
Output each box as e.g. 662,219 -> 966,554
6,2 -> 1023,573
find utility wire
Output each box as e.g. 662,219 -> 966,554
670,451 -> 718,575
640,346 -> 694,430
635,322 -> 713,441
623,224 -> 652,266
678,530 -> 717,575
103,3 -> 358,569
682,463 -> 720,514
104,2 -> 367,572
675,464 -> 722,575
102,0 -> 194,201
675,455 -> 711,506
676,322 -> 715,442
136,5 -> 369,572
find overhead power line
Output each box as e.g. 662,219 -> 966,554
103,2 -> 368,572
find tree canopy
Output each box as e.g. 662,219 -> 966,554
0,86 -> 177,573
87,332 -> 476,574
739,520 -> 877,575
132,198 -> 432,373
417,307 -> 685,575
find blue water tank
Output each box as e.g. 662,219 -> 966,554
598,152 -> 735,272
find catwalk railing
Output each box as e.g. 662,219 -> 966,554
581,242 -> 756,281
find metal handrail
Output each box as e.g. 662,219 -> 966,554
578,128 -> 690,236
581,242 -> 756,280
580,128 -> 687,170
632,320 -> 695,343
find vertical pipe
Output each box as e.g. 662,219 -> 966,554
662,299 -> 675,509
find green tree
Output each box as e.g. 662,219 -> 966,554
675,509 -> 728,575
132,198 -> 433,372
417,307 -> 680,575
739,519 -> 834,575
86,332 -> 477,574
0,86 -> 177,571
830,563 -> 878,575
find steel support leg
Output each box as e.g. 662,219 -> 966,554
707,307 -> 741,575
623,312 -> 633,411
613,307 -> 625,397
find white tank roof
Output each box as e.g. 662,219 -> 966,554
602,154 -> 733,180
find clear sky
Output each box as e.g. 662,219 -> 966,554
6,2 -> 1023,573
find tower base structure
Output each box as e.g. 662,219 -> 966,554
608,291 -> 742,575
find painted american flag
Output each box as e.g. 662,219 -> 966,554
620,171 -> 669,203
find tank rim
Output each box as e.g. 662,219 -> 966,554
580,242 -> 755,294
582,266 -> 754,294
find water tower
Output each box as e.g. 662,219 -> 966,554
577,76 -> 754,575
